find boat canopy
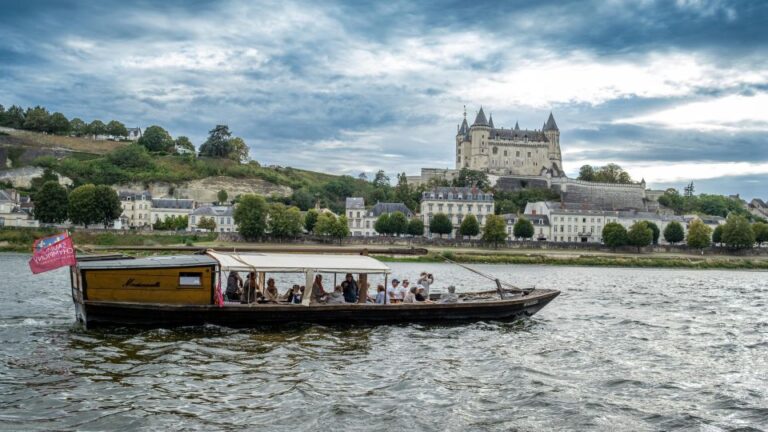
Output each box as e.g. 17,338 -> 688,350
206,251 -> 391,274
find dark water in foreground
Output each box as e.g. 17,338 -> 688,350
0,253 -> 767,431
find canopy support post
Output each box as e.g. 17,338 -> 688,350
357,273 -> 368,303
302,270 -> 314,306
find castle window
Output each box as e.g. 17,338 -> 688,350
527,152 -> 531,158
492,146 -> 498,155
503,150 -> 508,156
516,151 -> 520,157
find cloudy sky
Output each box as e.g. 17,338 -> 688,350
1,0 -> 767,198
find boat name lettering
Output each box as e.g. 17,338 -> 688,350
523,300 -> 539,307
123,278 -> 161,288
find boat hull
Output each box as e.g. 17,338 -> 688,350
76,289 -> 560,329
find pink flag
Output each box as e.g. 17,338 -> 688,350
29,232 -> 77,274
214,272 -> 225,307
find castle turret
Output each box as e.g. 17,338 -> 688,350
455,107 -> 471,169
543,112 -> 563,176
488,113 -> 494,129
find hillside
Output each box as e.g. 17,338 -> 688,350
0,127 -> 386,213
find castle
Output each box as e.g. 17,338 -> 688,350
455,107 -> 564,177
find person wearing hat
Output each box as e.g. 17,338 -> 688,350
387,279 -> 400,304
418,272 -> 434,297
415,285 -> 431,302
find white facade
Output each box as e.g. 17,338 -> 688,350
151,198 -> 196,224
0,189 -> 38,228
188,205 -> 237,233
345,197 -> 414,236
119,191 -> 152,228
421,187 -> 494,239
502,214 -> 551,241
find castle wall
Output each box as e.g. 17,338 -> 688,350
551,178 -> 651,210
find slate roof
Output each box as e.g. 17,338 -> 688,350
119,191 -> 151,200
191,205 -> 234,217
422,187 -> 494,201
0,190 -> 14,202
152,199 -> 195,209
544,112 -> 559,131
488,114 -> 494,128
368,202 -> 413,218
501,213 -> 550,225
346,197 -> 365,209
473,107 -> 488,126
488,127 -> 548,142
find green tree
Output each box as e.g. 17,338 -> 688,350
197,216 -> 217,231
645,221 -> 660,245
627,221 -> 653,251
429,213 -> 453,238
87,120 -> 107,137
304,209 -> 319,232
394,173 -> 416,211
47,112 -> 70,135
372,170 -> 390,188
752,222 -> 768,246
331,215 -> 350,242
407,218 -> 424,236
175,136 -> 195,153
374,213 -> 391,235
686,219 -> 712,250
602,222 -> 628,249
721,215 -> 755,250
32,181 -> 69,223
68,184 -> 99,228
663,221 -> 685,244
268,203 -> 304,238
388,211 -> 408,236
2,105 -> 25,129
106,144 -> 153,169
459,214 -> 480,238
233,194 -> 268,240
138,125 -> 174,153
577,165 -> 595,181
106,120 -> 128,138
199,125 -> 232,158
482,214 -> 507,248
657,189 -> 684,214
712,224 -> 724,245
23,106 -> 50,132
228,136 -> 249,162
69,118 -> 86,136
93,185 -> 122,229
453,168 -> 490,190
513,217 -> 534,240
217,190 -> 229,205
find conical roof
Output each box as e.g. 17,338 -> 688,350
544,112 -> 559,131
473,107 -> 488,126
458,118 -> 469,135
514,121 -> 520,131
488,114 -> 494,128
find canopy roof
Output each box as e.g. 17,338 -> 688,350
206,251 -> 391,274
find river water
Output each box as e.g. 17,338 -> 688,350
0,252 -> 766,431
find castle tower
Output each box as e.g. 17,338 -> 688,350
468,107 -> 491,171
543,112 -> 562,175
455,106 -> 470,169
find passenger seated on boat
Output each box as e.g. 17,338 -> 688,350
263,278 -> 279,303
374,284 -> 386,304
403,286 -> 417,303
293,286 -> 305,304
311,275 -> 328,304
396,279 -> 410,302
341,273 -> 358,303
327,285 -> 346,304
225,271 -> 243,301
242,272 -> 262,304
281,284 -> 299,302
438,285 -> 458,304
415,286 -> 432,303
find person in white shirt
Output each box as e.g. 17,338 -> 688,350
386,279 -> 400,304
396,279 -> 410,301
418,272 -> 434,297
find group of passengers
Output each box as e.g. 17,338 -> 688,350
225,271 -> 305,304
225,271 -> 456,305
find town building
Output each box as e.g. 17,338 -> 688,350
748,198 -> 768,220
126,127 -> 142,141
501,214 -> 551,241
345,197 -> 414,236
188,205 -> 237,232
0,189 -> 38,228
151,198 -> 196,224
119,191 -> 152,228
421,187 -> 494,239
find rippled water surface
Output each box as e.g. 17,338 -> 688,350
1,253 -> 767,431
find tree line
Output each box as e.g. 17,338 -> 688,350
0,104 -> 131,138
601,216 -> 768,250
33,181 -> 122,228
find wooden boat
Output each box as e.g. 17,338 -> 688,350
70,251 -> 560,328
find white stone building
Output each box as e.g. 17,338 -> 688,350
345,197 -> 414,236
126,127 -> 142,141
151,198 -> 196,224
188,205 -> 237,233
0,189 -> 38,228
119,191 -> 152,229
421,187 -> 494,239
501,214 -> 551,241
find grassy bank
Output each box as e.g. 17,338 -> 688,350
0,228 -> 216,253
374,251 -> 768,270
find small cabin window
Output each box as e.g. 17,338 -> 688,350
179,272 -> 202,287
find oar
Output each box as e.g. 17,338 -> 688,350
439,256 -> 532,297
